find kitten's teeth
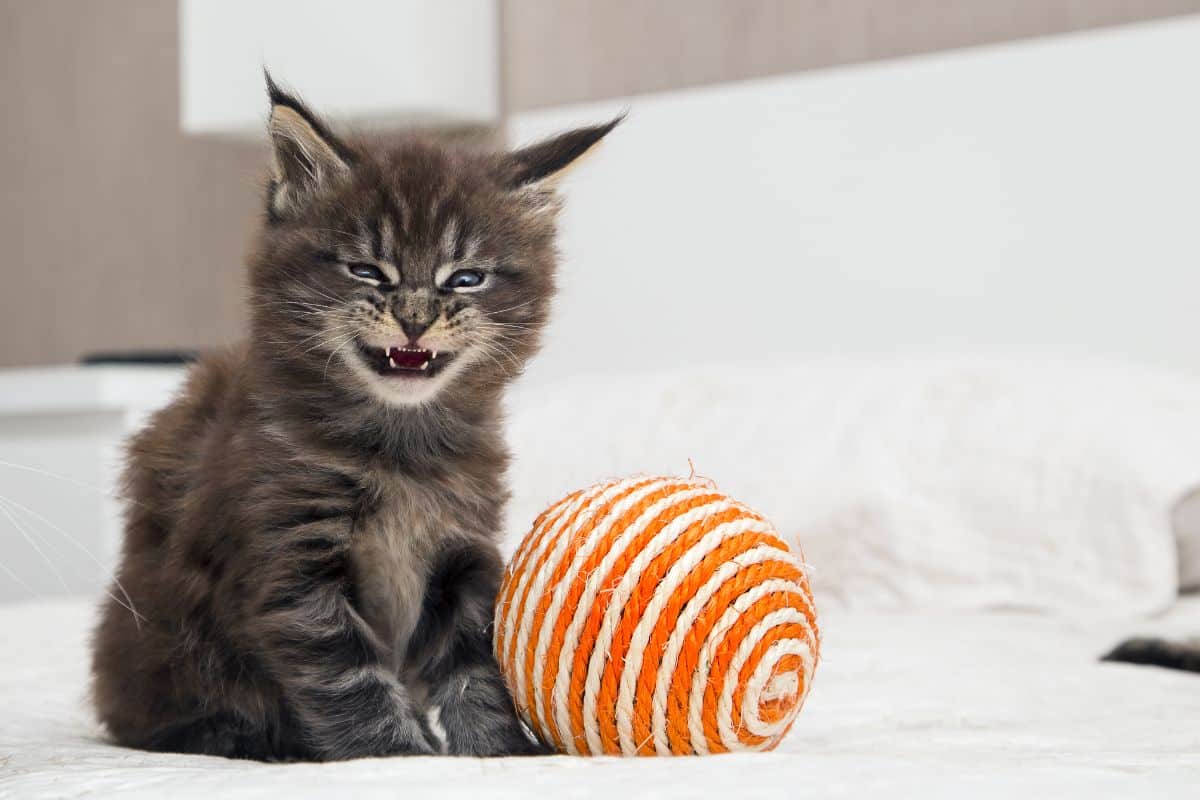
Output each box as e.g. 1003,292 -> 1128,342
420,361 -> 429,371
388,356 -> 396,368
431,350 -> 438,359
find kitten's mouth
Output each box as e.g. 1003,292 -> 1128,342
356,343 -> 454,378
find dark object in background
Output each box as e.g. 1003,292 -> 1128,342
1103,637 -> 1200,673
81,351 -> 199,365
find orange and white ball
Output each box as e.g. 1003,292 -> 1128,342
494,475 -> 819,756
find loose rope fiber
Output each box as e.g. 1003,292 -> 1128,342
495,476 -> 820,755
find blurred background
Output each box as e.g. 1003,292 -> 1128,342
2,1 -> 1200,602
3,0 -> 1199,371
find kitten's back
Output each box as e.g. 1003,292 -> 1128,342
91,346 -> 258,747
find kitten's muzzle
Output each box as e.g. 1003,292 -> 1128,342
356,342 -> 454,378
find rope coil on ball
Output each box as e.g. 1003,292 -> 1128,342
495,475 -> 819,755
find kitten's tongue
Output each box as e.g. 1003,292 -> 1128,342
388,347 -> 432,370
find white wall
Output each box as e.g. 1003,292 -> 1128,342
0,368 -> 185,603
180,0 -> 499,135
508,16 -> 1200,386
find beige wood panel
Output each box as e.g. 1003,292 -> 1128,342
0,0 -> 264,368
501,0 -> 1200,111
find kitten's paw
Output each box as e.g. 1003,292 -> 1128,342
320,716 -> 436,760
435,667 -> 556,756
388,718 -> 438,756
505,731 -> 556,757
450,727 -> 547,757
443,713 -> 551,757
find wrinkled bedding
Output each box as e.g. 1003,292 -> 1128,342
504,359 -> 1200,619
2,598 -> 1197,798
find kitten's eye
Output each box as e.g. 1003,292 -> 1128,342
347,262 -> 386,283
443,269 -> 486,291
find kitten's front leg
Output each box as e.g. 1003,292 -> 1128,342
429,658 -> 548,756
254,536 -> 436,760
414,542 -> 549,756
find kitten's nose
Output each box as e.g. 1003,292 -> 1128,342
398,316 -> 433,344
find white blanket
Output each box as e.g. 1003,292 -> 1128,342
3,598 -> 1197,798
506,358 -> 1200,619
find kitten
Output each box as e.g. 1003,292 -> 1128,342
90,74 -> 618,760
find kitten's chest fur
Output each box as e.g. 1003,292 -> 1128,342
349,470 -> 477,671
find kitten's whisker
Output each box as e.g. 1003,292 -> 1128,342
251,302 -> 340,316
252,296 -> 339,308
0,550 -> 40,597
0,496 -> 71,593
471,339 -> 522,372
0,459 -> 149,510
478,329 -> 526,355
289,322 -> 360,348
262,318 -> 360,345
294,320 -> 359,341
475,321 -> 537,344
469,348 -> 505,374
480,321 -> 535,330
323,333 -> 358,381
477,337 -> 521,360
491,334 -> 533,353
478,327 -> 534,347
0,466 -> 147,623
303,329 -> 359,355
275,269 -> 342,303
475,323 -> 535,337
0,493 -> 144,626
488,299 -> 538,316
284,276 -> 345,307
308,226 -> 361,243
268,297 -> 339,309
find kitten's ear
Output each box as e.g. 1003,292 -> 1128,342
264,71 -> 351,220
505,115 -> 623,189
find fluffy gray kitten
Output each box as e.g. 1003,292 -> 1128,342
90,74 -> 618,760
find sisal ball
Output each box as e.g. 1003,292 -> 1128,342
494,475 -> 819,756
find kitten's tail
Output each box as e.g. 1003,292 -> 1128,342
1102,637 -> 1200,673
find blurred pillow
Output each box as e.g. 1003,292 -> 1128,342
504,357 -> 1200,619
1173,487 -> 1200,591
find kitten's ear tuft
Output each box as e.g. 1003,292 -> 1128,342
505,115 -> 624,189
264,70 -> 351,220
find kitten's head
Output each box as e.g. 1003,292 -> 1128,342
248,75 -> 617,408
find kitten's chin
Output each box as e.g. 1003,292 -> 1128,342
342,346 -> 474,408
